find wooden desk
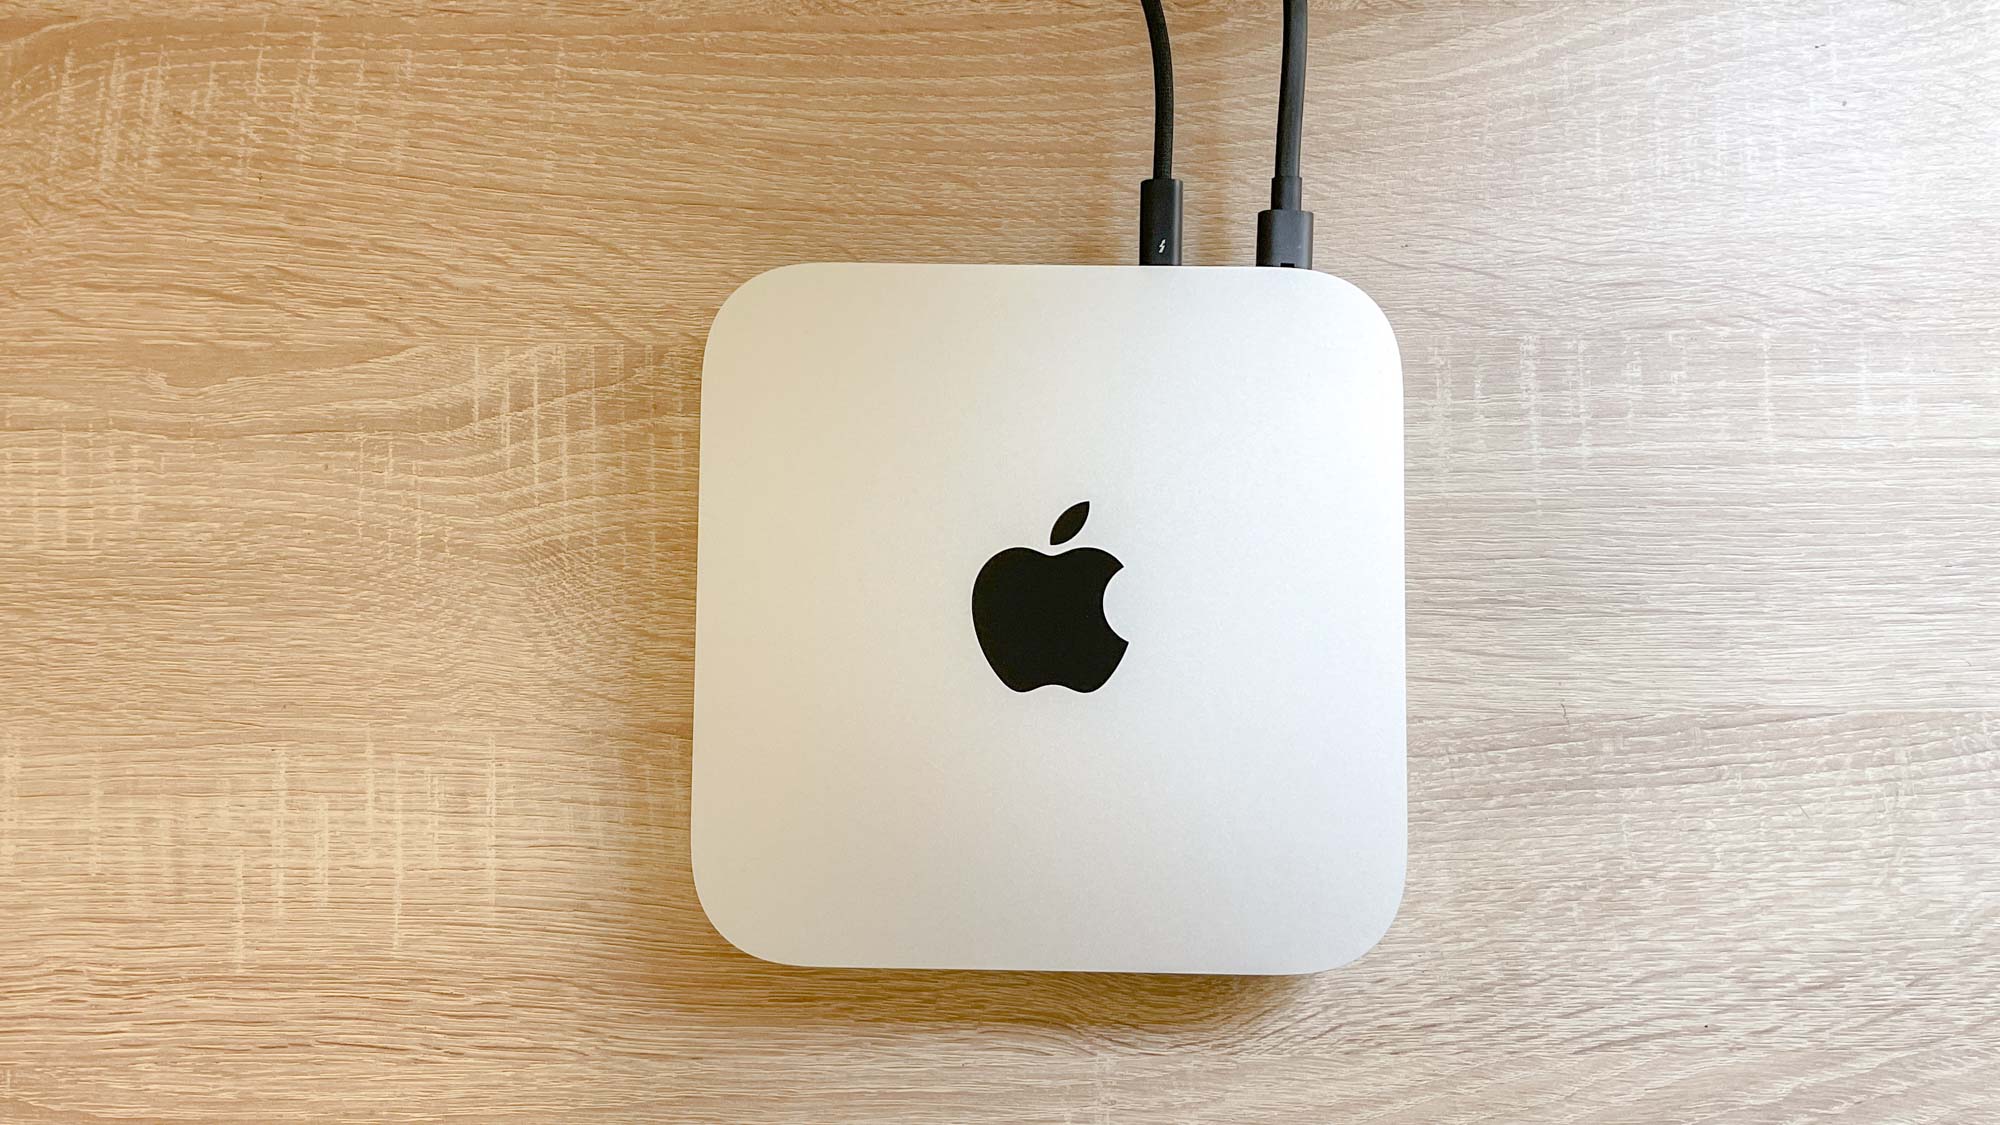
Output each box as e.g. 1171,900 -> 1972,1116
4,2 -> 1996,1120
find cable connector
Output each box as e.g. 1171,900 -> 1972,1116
1256,174 -> 1312,269
1140,176 -> 1183,265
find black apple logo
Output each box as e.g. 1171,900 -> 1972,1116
971,501 -> 1128,693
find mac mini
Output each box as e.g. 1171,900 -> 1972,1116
693,263 -> 1403,974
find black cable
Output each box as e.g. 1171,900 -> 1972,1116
1142,0 -> 1173,180
1256,0 -> 1314,268
1273,0 -> 1305,196
1138,0 -> 1183,265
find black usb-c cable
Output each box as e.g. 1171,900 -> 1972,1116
1256,0 -> 1313,268
1138,0 -> 1183,265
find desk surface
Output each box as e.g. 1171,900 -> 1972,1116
4,2 -> 1998,1121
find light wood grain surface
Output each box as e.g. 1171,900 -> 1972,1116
4,1 -> 1999,1121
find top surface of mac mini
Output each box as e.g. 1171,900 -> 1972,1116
693,263 -> 1404,975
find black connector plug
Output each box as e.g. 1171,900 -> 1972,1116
1141,176 -> 1183,265
1256,174 -> 1312,269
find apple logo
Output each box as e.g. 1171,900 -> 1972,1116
971,501 -> 1127,693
